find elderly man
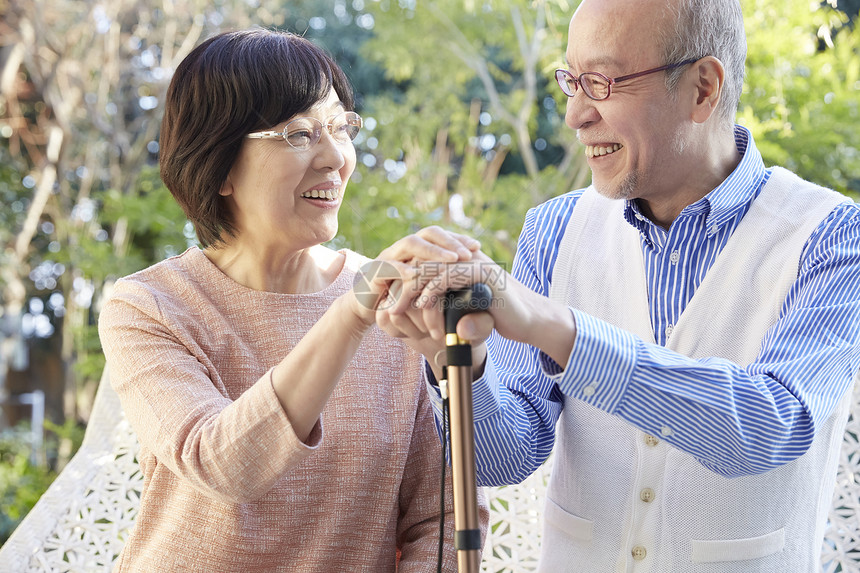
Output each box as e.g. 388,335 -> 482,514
380,0 -> 860,571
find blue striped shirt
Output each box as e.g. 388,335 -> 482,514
438,126 -> 860,485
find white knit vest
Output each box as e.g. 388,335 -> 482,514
541,167 -> 855,572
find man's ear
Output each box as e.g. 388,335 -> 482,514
689,56 -> 725,124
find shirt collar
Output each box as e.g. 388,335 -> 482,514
623,125 -> 768,237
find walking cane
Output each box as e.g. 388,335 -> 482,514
443,284 -> 493,573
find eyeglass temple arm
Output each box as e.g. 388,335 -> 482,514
612,58 -> 699,84
246,131 -> 283,139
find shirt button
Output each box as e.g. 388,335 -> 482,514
644,434 -> 660,447
670,250 -> 680,264
640,488 -> 655,503
632,545 -> 647,561
661,426 -> 674,437
665,324 -> 674,338
582,385 -> 596,397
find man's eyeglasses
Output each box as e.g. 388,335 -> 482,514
246,111 -> 363,151
554,59 -> 699,101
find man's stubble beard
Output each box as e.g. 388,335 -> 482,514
593,170 -> 638,201
591,130 -> 688,202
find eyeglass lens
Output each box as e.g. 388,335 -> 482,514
283,112 -> 362,150
580,74 -> 610,99
555,70 -> 610,100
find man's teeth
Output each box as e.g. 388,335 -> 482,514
585,143 -> 622,159
301,189 -> 339,200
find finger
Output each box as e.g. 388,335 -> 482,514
376,310 -> 408,339
384,262 -> 441,315
378,306 -> 430,340
413,262 -> 478,308
380,227 -> 479,264
419,258 -> 502,305
378,234 -> 458,264
353,259 -> 409,313
401,307 -> 432,338
423,302 -> 446,342
456,312 -> 495,345
415,226 -> 480,259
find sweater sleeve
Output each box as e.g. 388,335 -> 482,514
98,279 -> 321,504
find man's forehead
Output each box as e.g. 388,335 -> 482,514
563,54 -> 625,73
566,3 -> 664,70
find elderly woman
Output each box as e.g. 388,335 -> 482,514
98,29 -> 485,572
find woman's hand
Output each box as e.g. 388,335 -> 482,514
380,250 -> 504,342
345,226 -> 481,327
374,246 -> 502,379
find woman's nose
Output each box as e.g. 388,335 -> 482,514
311,131 -> 347,172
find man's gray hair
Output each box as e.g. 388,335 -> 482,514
662,0 -> 747,127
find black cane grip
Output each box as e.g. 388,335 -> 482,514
444,283 -> 493,335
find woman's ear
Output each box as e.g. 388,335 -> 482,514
690,56 -> 725,124
219,174 -> 234,197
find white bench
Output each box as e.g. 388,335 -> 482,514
1,370 -> 858,572
0,370 -> 141,572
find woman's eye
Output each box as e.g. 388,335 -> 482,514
288,130 -> 313,140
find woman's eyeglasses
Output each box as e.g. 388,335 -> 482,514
246,111 -> 363,151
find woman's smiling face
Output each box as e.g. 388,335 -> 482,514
220,88 -> 357,250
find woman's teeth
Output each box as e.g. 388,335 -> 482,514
585,143 -> 622,159
301,189 -> 339,200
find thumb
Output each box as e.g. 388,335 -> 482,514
456,312 -> 495,345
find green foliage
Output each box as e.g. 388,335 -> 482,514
72,326 -> 108,385
0,418 -> 85,544
324,0 -> 860,268
360,0 -> 571,163
43,418 -> 87,461
334,0 -> 860,273
0,425 -> 57,544
0,146 -> 32,292
55,165 -> 195,284
329,0 -> 583,266
99,167 -> 196,274
740,0 -> 860,197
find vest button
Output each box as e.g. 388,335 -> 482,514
644,434 -> 659,447
632,545 -> 647,561
640,488 -> 655,503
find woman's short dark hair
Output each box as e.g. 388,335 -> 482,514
159,29 -> 354,247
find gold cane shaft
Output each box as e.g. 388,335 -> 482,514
447,362 -> 481,573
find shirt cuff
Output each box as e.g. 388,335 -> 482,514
470,354 -> 502,422
423,354 -> 502,423
541,309 -> 637,414
423,360 -> 445,418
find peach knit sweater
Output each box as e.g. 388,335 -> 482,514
98,247 -> 476,572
